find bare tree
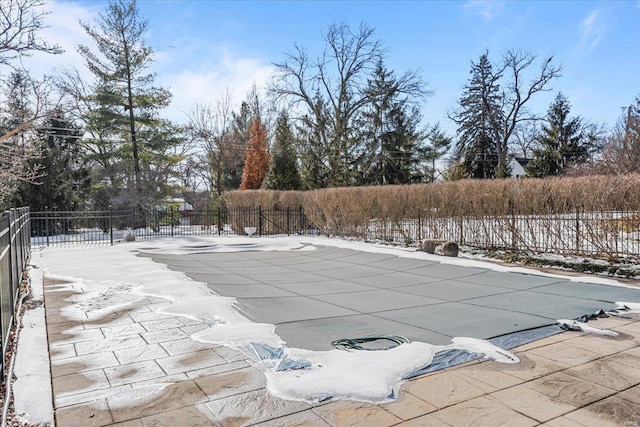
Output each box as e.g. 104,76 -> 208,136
0,70 -> 60,205
0,0 -> 63,206
600,99 -> 640,175
511,120 -> 540,158
187,89 -> 237,195
491,50 -> 562,176
270,22 -> 393,186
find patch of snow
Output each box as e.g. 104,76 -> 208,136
257,337 -> 517,404
447,337 -> 519,363
615,301 -> 640,314
557,319 -> 619,337
137,236 -> 315,255
106,383 -> 171,409
193,323 -> 283,349
13,268 -> 54,426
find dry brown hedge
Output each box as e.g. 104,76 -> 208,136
222,176 -> 640,256
224,174 -> 640,218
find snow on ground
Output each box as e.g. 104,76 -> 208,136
24,235 -> 637,410
12,267 -> 54,426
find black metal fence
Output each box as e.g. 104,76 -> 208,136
29,207 -> 640,260
30,206 -> 317,246
0,208 -> 31,380
360,210 -> 640,259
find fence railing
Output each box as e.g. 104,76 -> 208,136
29,207 -> 640,259
0,207 -> 31,381
30,206 -> 317,246
361,210 -> 640,259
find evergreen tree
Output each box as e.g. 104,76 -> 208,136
228,101 -> 251,190
11,112 -> 90,211
240,117 -> 269,190
451,53 -> 501,179
227,86 -> 267,190
295,93 -> 332,189
137,121 -> 185,204
0,70 -> 41,206
423,124 -> 452,182
360,61 -> 427,185
265,112 -> 302,190
451,50 -> 561,179
442,159 -> 468,182
526,93 -> 593,177
78,0 -> 171,207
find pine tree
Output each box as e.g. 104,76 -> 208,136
360,61 -> 427,185
265,112 -> 301,190
451,53 -> 502,179
78,0 -> 171,207
423,124 -> 452,182
526,93 -> 592,177
452,50 -> 561,179
240,117 -> 269,190
11,112 -> 90,211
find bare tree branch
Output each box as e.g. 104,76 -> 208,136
0,0 -> 63,66
495,50 -> 562,174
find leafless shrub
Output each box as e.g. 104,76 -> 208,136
223,175 -> 640,256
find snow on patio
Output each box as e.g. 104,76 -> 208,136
14,235 -> 640,424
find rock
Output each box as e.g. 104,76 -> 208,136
419,239 -> 437,254
124,229 -> 136,242
442,241 -> 459,257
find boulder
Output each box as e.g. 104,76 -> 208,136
419,239 -> 437,254
442,241 -> 459,257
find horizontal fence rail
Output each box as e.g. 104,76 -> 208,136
29,207 -> 640,259
0,207 -> 31,381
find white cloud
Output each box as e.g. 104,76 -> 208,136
18,0 -> 98,78
462,0 -> 504,21
158,47 -> 275,124
578,9 -> 605,53
10,1 -> 275,126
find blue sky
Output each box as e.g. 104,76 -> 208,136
23,0 -> 640,135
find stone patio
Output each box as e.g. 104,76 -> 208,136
43,275 -> 640,426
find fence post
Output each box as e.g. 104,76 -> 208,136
258,206 -> 263,237
217,207 -> 222,236
299,207 -> 304,235
109,205 -> 113,246
8,210 -> 16,320
170,206 -> 174,237
575,205 -> 581,255
45,206 -> 50,247
286,207 -> 290,236
510,197 -> 517,250
417,213 -> 421,242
